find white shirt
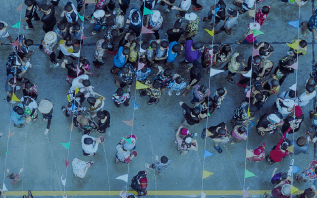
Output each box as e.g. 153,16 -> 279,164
180,0 -> 191,11
298,91 -> 316,106
70,74 -> 89,92
242,0 -> 255,9
81,134 -> 99,155
224,14 -> 239,29
276,100 -> 292,119
0,21 -> 9,38
21,96 -> 38,111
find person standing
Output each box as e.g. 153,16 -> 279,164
0,21 -> 15,44
40,4 -> 57,33
166,19 -> 185,43
174,125 -> 199,155
301,9 -> 317,39
38,99 -> 53,135
131,171 -> 148,196
11,105 -> 25,128
145,156 -> 170,174
6,168 -> 23,184
96,110 -> 110,133
40,31 -> 59,67
224,53 -> 248,84
297,84 -> 316,107
148,10 -> 163,39
296,186 -> 316,198
23,0 -> 41,30
201,122 -> 229,153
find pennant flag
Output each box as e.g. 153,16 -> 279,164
289,61 -> 298,70
201,191 -> 206,198
138,62 -> 145,70
291,186 -> 299,193
209,68 -> 224,77
67,95 -> 71,102
295,0 -> 301,6
288,20 -> 300,28
141,26 -> 154,34
136,81 -> 149,89
17,3 -> 23,11
204,150 -> 215,158
247,108 -> 251,117
2,183 -> 8,191
209,49 -> 214,57
207,112 -> 211,117
134,101 -> 140,110
59,142 -> 70,149
75,87 -> 80,94
10,40 -> 19,47
78,13 -> 84,21
116,174 -> 128,182
248,9 -> 255,17
252,48 -> 259,57
246,149 -> 254,158
245,169 -> 256,178
11,21 -> 21,29
65,159 -> 70,167
287,40 -> 299,50
246,90 -> 251,98
205,29 -> 214,37
123,137 -> 132,144
122,119 -> 134,127
12,93 -> 20,102
242,70 -> 252,77
5,148 -> 8,155
253,29 -> 264,37
202,170 -> 213,179
292,165 -> 300,173
85,0 -> 96,3
287,145 -> 294,153
143,7 -> 153,15
214,7 -> 220,16
61,176 -> 66,186
81,35 -> 88,40
119,190 -> 127,198
289,83 -> 297,91
243,189 -> 251,198
8,132 -> 15,137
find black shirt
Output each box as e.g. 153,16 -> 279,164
207,122 -> 226,139
166,28 -> 185,43
41,6 -> 56,24
256,113 -> 270,129
181,103 -> 199,125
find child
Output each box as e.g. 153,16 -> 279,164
90,9 -> 107,36
215,9 -> 239,35
23,0 -> 40,30
213,87 -> 227,108
168,76 -> 186,96
112,88 -> 130,107
140,80 -> 163,105
115,64 -> 134,88
145,156 -> 170,174
93,39 -> 107,69
135,66 -> 152,82
236,22 -> 260,45
167,43 -> 182,68
11,105 -> 25,128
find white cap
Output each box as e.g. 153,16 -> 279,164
93,9 -> 105,19
268,114 -> 281,123
185,12 -> 197,21
151,10 -> 161,22
185,137 -> 192,144
283,99 -> 295,108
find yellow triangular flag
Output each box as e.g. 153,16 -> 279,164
136,81 -> 149,90
248,9 -> 255,17
12,93 -> 20,102
287,145 -> 294,153
287,40 -> 299,50
75,87 -> 79,94
67,48 -> 74,53
202,170 -> 213,179
67,95 -> 71,102
247,108 -> 250,117
291,186 -> 299,194
205,29 -> 214,37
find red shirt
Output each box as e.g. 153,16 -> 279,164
140,177 -> 148,189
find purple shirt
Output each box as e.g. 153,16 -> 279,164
185,40 -> 202,63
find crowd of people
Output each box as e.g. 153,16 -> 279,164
2,0 -> 317,197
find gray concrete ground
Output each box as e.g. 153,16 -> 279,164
0,0 -> 316,197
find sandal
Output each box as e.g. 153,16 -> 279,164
214,146 -> 222,153
193,6 -> 203,11
235,40 -> 243,45
226,78 -> 235,84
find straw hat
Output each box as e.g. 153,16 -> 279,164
93,10 -> 105,19
77,115 -> 89,126
38,99 -> 53,114
185,12 -> 197,21
281,184 -> 291,195
44,31 -> 57,44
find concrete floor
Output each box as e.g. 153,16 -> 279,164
0,0 -> 316,197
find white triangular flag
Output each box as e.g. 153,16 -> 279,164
2,183 -> 8,191
201,191 -> 206,198
61,175 -> 66,186
209,68 -> 224,77
242,69 -> 252,77
289,83 -> 297,91
116,174 -> 128,182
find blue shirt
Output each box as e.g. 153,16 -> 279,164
10,104 -> 25,125
135,68 -> 152,81
168,80 -> 186,91
167,41 -> 178,63
113,47 -> 126,68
